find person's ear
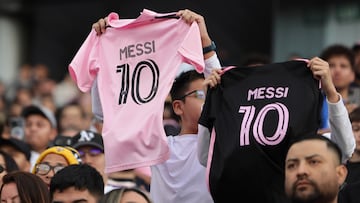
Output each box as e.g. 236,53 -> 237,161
336,164 -> 348,186
172,100 -> 184,117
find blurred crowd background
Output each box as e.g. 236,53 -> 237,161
1,0 -> 359,85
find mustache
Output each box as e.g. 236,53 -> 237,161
293,177 -> 315,188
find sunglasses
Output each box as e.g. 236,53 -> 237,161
78,148 -> 103,158
35,163 -> 65,175
177,90 -> 206,100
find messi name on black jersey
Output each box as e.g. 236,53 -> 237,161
199,60 -> 323,203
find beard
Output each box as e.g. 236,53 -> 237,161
289,179 -> 337,203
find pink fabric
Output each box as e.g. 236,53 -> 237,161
69,9 -> 204,173
134,166 -> 152,178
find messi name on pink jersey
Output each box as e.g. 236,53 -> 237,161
69,9 -> 204,173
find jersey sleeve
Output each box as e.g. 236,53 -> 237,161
68,29 -> 100,93
178,22 -> 204,73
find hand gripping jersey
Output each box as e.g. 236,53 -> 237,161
69,9 -> 204,173
198,60 -> 323,203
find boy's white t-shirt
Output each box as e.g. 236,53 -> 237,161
150,134 -> 214,203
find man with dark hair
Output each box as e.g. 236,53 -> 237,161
351,42 -> 360,87
50,164 -> 104,203
343,106 -> 360,185
21,104 -> 58,169
320,44 -> 360,113
337,106 -> 360,203
285,135 -> 347,203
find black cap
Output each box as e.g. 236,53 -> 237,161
0,137 -> 31,161
71,130 -> 104,151
53,135 -> 73,147
21,104 -> 57,128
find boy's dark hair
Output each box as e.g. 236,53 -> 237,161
49,164 -> 104,201
320,44 -> 355,69
170,70 -> 204,102
288,134 -> 343,164
349,106 -> 360,123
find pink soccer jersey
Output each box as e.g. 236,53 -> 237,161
69,9 -> 204,173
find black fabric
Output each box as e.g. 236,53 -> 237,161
199,60 -> 323,203
339,181 -> 360,203
344,161 -> 360,185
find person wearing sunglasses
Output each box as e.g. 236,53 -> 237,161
71,130 -> 110,191
71,130 -> 152,194
32,146 -> 80,189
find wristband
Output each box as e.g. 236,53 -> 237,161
203,41 -> 216,54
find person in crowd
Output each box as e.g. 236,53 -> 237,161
71,130 -> 110,192
285,135 -> 347,203
71,129 -> 150,193
32,145 -> 81,189
0,150 -> 19,186
338,106 -> 360,202
55,102 -> 87,136
343,106 -> 360,184
351,41 -> 360,87
50,164 -> 104,203
149,69 -> 215,203
0,137 -> 31,172
99,187 -> 152,203
53,73 -> 81,108
320,44 -> 360,113
21,104 -> 58,169
0,171 -> 50,203
92,8 -> 354,203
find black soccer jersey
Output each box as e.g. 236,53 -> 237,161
199,60 -> 323,203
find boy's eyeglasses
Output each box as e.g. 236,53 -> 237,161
35,163 -> 65,175
78,148 -> 103,158
177,90 -> 205,100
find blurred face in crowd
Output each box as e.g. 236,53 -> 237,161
24,115 -> 56,152
0,182 -> 20,203
52,187 -> 97,203
59,105 -> 84,133
353,50 -> 360,78
35,153 -> 68,188
77,146 -> 105,179
285,140 -> 347,203
328,55 -> 355,90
